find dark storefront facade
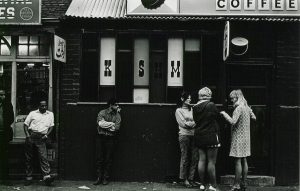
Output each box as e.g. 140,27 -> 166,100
0,0 -> 71,180
0,0 -> 299,186
59,0 -> 299,185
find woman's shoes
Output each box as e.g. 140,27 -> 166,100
183,180 -> 192,188
230,185 -> 241,191
207,185 -> 218,191
199,184 -> 205,191
188,180 -> 199,187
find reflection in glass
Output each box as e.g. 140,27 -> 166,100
19,36 -> 28,44
18,45 -> 28,55
29,45 -> 39,56
1,45 -> 10,55
0,36 -> 11,56
17,62 -> 49,115
0,62 -> 12,95
30,36 -> 38,44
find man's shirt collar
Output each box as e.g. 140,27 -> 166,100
35,109 -> 50,114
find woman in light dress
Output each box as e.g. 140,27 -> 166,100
220,90 -> 256,191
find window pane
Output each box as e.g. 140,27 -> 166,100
40,36 -> 48,44
19,36 -> 28,44
29,45 -> 39,56
1,45 -> 10,55
39,45 -> 49,56
1,36 -> 11,45
185,39 -> 200,51
29,36 -> 38,44
18,45 -> 28,55
0,36 -> 11,56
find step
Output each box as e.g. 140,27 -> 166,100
220,175 -> 275,186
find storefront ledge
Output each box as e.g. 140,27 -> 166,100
68,102 -> 177,106
220,175 -> 275,186
68,102 -> 229,107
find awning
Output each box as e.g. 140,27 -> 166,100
65,0 -> 126,18
65,0 -> 300,22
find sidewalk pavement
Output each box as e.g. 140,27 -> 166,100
0,181 -> 298,191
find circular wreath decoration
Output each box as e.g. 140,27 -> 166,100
141,0 -> 165,9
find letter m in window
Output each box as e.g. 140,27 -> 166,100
104,60 -> 112,76
171,61 -> 180,78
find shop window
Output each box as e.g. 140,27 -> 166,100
0,62 -> 12,95
116,34 -> 133,102
18,36 -> 49,56
182,38 -> 201,102
202,34 -> 222,103
80,33 -> 98,101
13,62 -> 49,140
0,36 -> 11,56
16,62 -> 49,114
81,34 -> 209,104
150,35 -> 167,103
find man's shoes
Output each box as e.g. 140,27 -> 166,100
93,178 -> 102,185
24,179 -> 32,186
188,181 -> 199,187
102,178 -> 109,185
44,175 -> 55,186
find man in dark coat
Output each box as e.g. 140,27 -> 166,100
0,90 -> 15,185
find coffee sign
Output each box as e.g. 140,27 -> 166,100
0,0 -> 41,25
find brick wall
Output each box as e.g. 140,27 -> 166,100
42,0 -> 72,19
60,31 -> 82,106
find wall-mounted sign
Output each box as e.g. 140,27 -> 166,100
127,0 -> 179,14
182,0 -> 299,16
54,35 -> 66,63
167,38 -> 183,87
0,0 -> 41,25
133,88 -> 149,103
127,0 -> 299,16
134,39 -> 149,86
223,21 -> 230,61
100,38 -> 116,86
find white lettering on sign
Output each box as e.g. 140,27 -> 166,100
0,7 -> 15,19
216,0 -> 298,10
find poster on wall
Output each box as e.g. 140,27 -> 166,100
134,39 -> 149,86
167,38 -> 183,87
133,88 -> 149,103
100,38 -> 116,86
54,35 -> 66,63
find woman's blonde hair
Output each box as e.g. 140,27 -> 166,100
229,89 -> 248,107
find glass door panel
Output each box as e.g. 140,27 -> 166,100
14,62 -> 49,140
